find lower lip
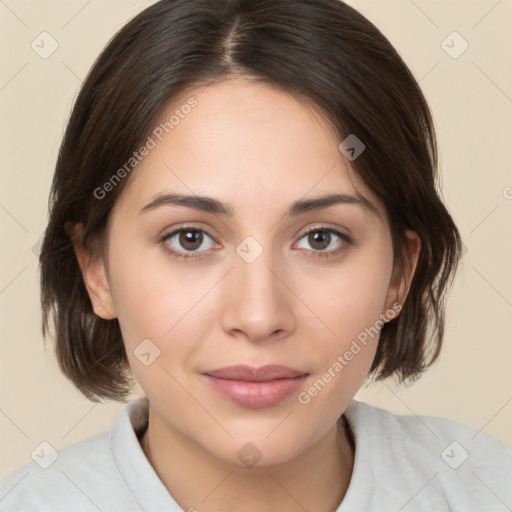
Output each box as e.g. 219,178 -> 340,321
203,374 -> 308,408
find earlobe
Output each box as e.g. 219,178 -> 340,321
66,222 -> 117,320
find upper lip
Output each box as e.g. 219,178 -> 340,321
203,365 -> 307,382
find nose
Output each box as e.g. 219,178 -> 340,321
220,245 -> 296,343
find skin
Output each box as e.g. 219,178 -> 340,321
74,78 -> 421,512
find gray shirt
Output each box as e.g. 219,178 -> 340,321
1,397 -> 511,511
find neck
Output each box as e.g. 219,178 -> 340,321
139,410 -> 354,512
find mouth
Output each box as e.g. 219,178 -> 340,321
202,364 -> 309,409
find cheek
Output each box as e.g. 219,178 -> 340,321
297,236 -> 394,343
106,227 -> 193,328
294,236 -> 393,398
295,271 -> 391,425
106,235 -> 224,391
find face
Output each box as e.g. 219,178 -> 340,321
80,78 -> 419,467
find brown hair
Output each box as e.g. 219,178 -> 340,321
40,0 -> 462,402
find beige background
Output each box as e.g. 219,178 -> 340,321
1,0 -> 511,478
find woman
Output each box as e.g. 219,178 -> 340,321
1,0 -> 510,510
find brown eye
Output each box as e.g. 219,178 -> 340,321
179,230 -> 203,251
295,227 -> 352,258
307,230 -> 331,251
161,227 -> 217,259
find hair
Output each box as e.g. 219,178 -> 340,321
40,0 -> 462,402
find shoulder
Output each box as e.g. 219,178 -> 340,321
342,400 -> 512,510
346,399 -> 512,460
0,412 -> 141,511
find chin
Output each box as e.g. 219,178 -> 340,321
201,430 -> 313,470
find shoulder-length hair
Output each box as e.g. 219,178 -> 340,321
40,0 -> 462,402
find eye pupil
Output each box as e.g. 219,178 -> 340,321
309,230 -> 330,250
179,230 -> 203,250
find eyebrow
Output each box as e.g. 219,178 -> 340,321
141,192 -> 380,218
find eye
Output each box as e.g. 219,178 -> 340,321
160,227 -> 218,260
160,225 -> 352,261
295,226 -> 352,258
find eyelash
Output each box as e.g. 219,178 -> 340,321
159,225 -> 352,261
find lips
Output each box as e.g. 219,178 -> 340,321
202,365 -> 308,408
204,364 -> 306,382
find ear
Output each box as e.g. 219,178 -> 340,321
384,229 -> 421,317
66,222 -> 117,320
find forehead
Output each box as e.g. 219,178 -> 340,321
116,78 -> 386,221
